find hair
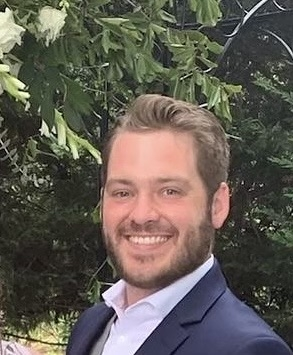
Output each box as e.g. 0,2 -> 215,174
101,94 -> 230,197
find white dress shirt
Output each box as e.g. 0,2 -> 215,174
101,255 -> 214,355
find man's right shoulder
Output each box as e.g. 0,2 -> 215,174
79,302 -> 109,319
66,302 -> 115,355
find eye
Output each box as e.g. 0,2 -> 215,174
161,188 -> 182,197
112,190 -> 131,199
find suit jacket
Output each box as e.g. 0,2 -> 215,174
67,260 -> 292,355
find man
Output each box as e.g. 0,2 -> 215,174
67,94 -> 292,355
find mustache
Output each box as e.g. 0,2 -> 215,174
118,220 -> 178,234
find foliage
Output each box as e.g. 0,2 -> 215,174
215,13 -> 293,346
0,156 -> 105,328
1,0 -> 240,145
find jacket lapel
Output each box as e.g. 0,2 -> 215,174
135,260 -> 227,355
135,312 -> 189,355
67,303 -> 115,355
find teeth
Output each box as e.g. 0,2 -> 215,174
128,236 -> 169,245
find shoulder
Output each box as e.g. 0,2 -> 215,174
233,336 -> 293,355
70,302 -> 110,333
176,262 -> 292,355
66,302 -> 115,355
205,288 -> 279,337
194,288 -> 292,354
77,302 -> 109,320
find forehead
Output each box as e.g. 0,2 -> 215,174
107,130 -> 199,180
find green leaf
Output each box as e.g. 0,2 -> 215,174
63,101 -> 83,132
150,23 -> 166,34
91,203 -> 101,224
41,86 -> 55,128
87,280 -> 102,304
97,17 -> 130,26
184,29 -> 206,43
19,58 -> 36,86
144,55 -> 164,74
207,40 -> 223,54
189,0 -> 222,26
94,0 -> 111,6
27,138 -> 38,159
171,46 -> 195,63
120,24 -> 143,41
88,48 -> 96,66
198,55 -> 218,69
52,38 -> 68,65
135,55 -> 147,83
0,137 -> 10,150
0,128 -> 8,140
159,10 -> 176,23
225,84 -> 242,94
188,0 -> 197,12
63,76 -> 93,116
44,67 -> 65,93
201,75 -> 213,98
67,37 -> 84,67
268,157 -> 293,169
193,71 -> 203,85
27,76 -> 43,111
101,29 -> 111,54
107,62 -> 123,81
188,75 -> 196,103
207,86 -> 221,109
216,90 -> 232,121
151,0 -> 169,11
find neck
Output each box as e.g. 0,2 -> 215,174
125,284 -> 159,307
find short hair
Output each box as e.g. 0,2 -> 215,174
101,94 -> 230,197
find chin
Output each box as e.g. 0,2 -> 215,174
122,268 -> 179,290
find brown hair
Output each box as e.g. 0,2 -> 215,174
101,94 -> 230,197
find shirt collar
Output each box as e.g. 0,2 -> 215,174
103,255 -> 214,319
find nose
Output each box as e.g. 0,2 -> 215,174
128,193 -> 159,225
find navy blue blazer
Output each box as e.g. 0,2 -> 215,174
67,260 -> 292,355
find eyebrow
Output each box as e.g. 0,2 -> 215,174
105,177 -> 191,187
105,178 -> 134,187
155,177 -> 191,185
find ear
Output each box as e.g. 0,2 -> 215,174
99,188 -> 104,221
211,182 -> 230,229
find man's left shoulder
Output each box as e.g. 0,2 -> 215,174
234,336 -> 292,355
209,288 -> 292,354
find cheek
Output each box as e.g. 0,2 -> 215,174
162,204 -> 199,229
102,201 -> 127,229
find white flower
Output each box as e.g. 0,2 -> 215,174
2,57 -> 22,77
67,134 -> 79,160
0,8 -> 25,58
0,64 -> 9,95
37,6 -> 67,47
39,119 -> 51,137
0,59 -> 27,101
0,64 -> 10,73
0,69 -> 30,102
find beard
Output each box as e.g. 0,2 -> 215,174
102,214 -> 215,290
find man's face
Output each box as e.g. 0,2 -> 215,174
102,130 -> 227,290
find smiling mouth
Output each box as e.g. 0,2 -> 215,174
126,235 -> 171,245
